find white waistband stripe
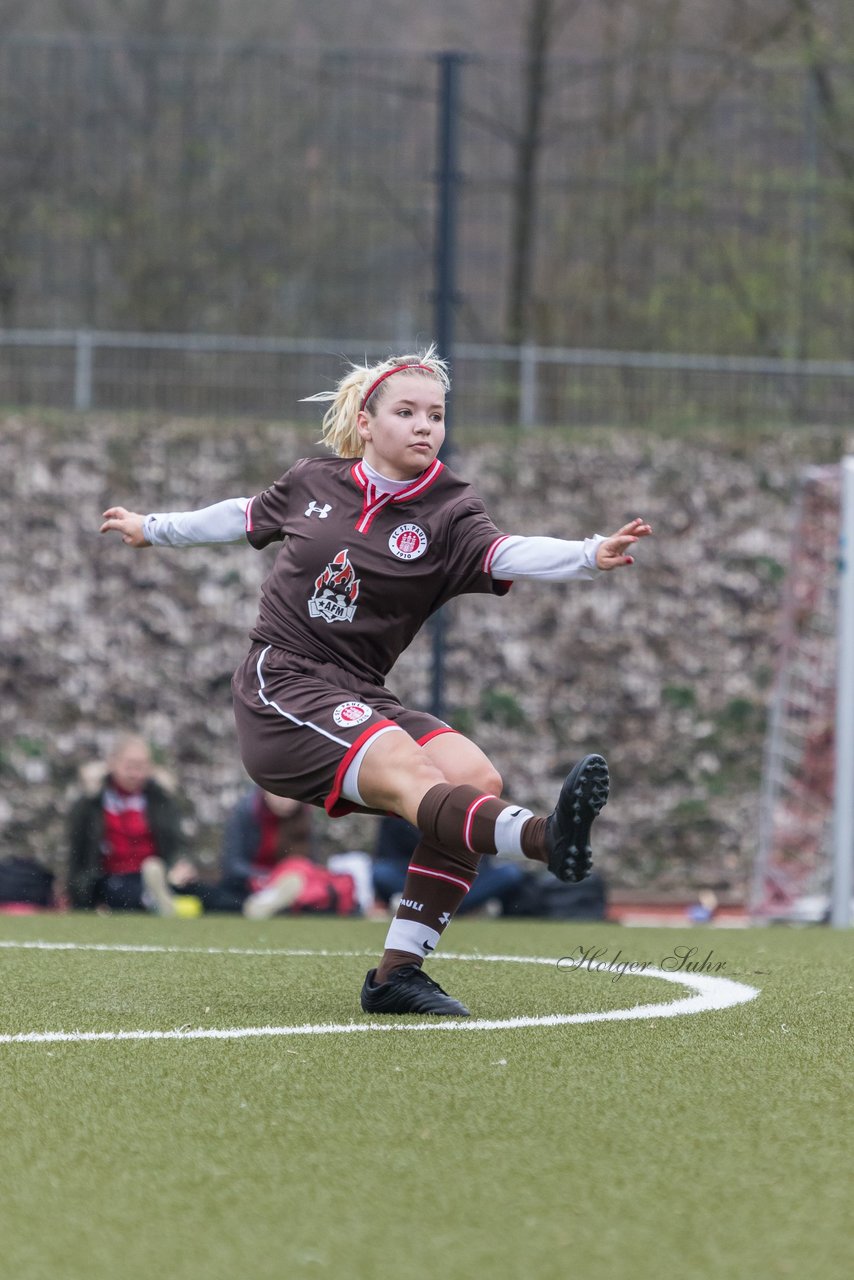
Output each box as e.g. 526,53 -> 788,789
255,645 -> 351,747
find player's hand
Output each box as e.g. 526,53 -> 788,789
595,517 -> 652,570
100,506 -> 150,547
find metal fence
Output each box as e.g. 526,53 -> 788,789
1,327 -> 853,428
1,38 -> 854,425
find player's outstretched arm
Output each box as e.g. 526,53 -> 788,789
486,516 -> 652,583
595,517 -> 653,570
101,498 -> 249,547
100,507 -> 149,547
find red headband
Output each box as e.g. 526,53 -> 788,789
360,363 -> 436,411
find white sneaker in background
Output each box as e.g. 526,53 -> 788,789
141,857 -> 177,917
242,873 -> 303,921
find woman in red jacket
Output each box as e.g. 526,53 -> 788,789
67,734 -> 184,913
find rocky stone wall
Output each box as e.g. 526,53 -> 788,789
1,412 -> 849,897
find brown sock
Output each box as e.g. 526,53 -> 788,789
375,949 -> 423,984
416,783 -> 517,856
520,816 -> 548,861
375,839 -> 479,984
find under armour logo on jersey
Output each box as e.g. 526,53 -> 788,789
305,500 -> 332,519
439,912 -> 452,926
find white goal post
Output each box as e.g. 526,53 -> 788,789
753,458 -> 854,926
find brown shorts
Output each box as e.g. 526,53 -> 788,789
231,642 -> 454,817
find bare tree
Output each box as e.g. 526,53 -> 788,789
792,0 -> 854,218
0,1 -> 58,323
506,0 -> 582,345
522,1 -> 804,353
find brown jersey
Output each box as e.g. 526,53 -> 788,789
244,456 -> 510,686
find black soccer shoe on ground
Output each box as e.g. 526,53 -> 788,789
360,966 -> 470,1017
545,753 -> 610,883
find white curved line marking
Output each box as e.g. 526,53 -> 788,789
0,942 -> 759,1043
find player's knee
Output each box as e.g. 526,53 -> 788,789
474,763 -> 503,797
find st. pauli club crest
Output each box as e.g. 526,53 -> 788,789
388,523 -> 428,561
332,701 -> 372,728
308,549 -> 361,624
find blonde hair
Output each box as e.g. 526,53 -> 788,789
107,732 -> 151,765
302,346 -> 450,458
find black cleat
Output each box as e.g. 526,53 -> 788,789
360,966 -> 470,1017
545,754 -> 610,883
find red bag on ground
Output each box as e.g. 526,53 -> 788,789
259,856 -> 357,916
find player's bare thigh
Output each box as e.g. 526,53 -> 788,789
422,731 -> 502,797
356,728 -> 502,825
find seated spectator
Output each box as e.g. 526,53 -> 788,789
67,733 -> 191,915
205,786 -> 374,920
372,814 -> 526,917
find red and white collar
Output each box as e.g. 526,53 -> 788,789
351,457 -> 443,534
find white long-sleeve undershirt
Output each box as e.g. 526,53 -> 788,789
143,497 -> 605,581
489,533 -> 604,580
143,498 -> 249,547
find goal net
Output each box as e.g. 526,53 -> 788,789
753,462 -> 853,923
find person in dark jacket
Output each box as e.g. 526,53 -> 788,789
211,787 -> 315,916
211,786 -> 374,920
67,734 -> 185,913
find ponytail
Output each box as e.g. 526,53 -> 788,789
302,346 -> 450,458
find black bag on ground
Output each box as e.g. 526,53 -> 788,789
0,856 -> 55,906
503,869 -> 607,921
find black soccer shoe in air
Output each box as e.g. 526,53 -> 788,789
360,966 -> 470,1017
545,753 -> 610,883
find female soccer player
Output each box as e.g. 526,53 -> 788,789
101,348 -> 651,1016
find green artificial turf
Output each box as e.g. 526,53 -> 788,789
1,914 -> 851,1280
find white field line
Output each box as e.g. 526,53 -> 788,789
0,940 -> 375,958
0,942 -> 759,1043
